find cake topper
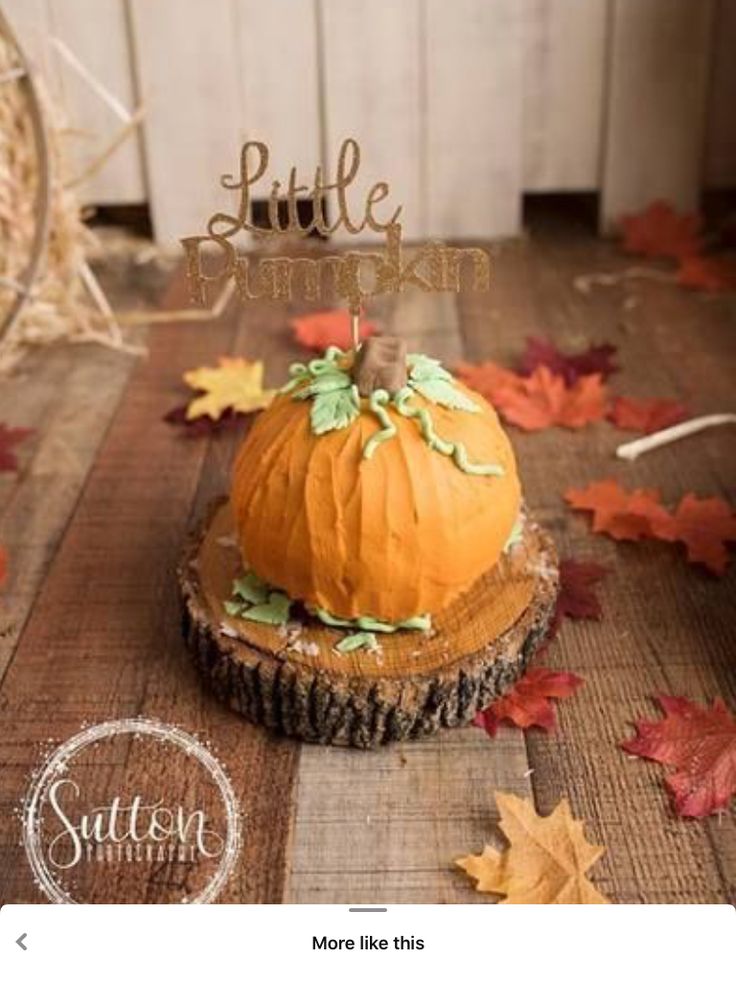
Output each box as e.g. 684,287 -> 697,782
181,137 -> 490,348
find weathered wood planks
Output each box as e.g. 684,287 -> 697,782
0,218 -> 733,903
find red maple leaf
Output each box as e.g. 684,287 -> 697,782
620,201 -> 702,260
608,396 -> 690,434
565,479 -> 673,542
548,559 -> 608,640
677,255 -> 736,293
622,696 -> 736,818
474,668 -> 583,737
493,367 -> 608,432
664,494 -> 736,576
0,546 -> 7,587
290,309 -> 378,351
0,423 -> 33,472
519,337 -> 618,386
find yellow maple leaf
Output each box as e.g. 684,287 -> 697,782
457,792 -> 609,904
183,357 -> 275,421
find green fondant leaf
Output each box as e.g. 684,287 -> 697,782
293,368 -> 352,400
364,613 -> 432,633
243,591 -> 292,625
335,631 -> 379,653
224,599 -> 246,617
312,605 -> 431,634
410,377 -> 480,413
232,571 -> 270,605
407,353 -> 453,383
310,386 -> 360,435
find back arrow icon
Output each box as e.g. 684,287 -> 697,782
16,933 -> 28,951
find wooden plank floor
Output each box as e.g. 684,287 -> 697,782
0,211 -> 734,903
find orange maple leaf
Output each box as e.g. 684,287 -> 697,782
623,696 -> 736,818
677,255 -> 736,293
565,479 -> 672,541
493,367 -> 608,431
290,309 -> 378,351
474,668 -> 583,737
566,482 -> 736,574
457,793 -> 609,903
453,359 -> 523,406
608,396 -> 689,434
664,494 -> 736,575
621,200 -> 702,260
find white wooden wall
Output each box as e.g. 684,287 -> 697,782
4,0 -> 736,244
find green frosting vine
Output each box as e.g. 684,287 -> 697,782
362,389 -> 397,460
393,388 -> 504,476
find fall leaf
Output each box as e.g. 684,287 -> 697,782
565,479 -> 672,542
519,337 -> 618,385
457,793 -> 609,903
0,546 -> 7,587
665,494 -> 736,575
548,559 -> 609,639
493,367 -> 608,431
677,255 -> 736,293
623,696 -> 736,818
163,404 -> 257,437
566,481 -> 736,574
608,396 -> 689,434
183,358 -> 275,421
0,423 -> 33,472
454,359 -> 524,406
474,667 -> 584,737
290,308 -> 378,351
621,200 -> 702,261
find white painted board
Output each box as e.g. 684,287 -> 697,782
522,0 -> 608,191
320,0 -> 424,243
130,0 -> 243,245
600,0 -> 715,232
425,0 -> 524,239
235,0 -> 320,183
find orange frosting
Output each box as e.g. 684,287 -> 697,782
231,382 -> 521,621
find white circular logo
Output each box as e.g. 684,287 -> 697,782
23,719 -> 241,904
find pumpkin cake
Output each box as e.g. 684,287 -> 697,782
179,338 -> 559,748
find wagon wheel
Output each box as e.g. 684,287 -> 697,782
0,8 -> 52,343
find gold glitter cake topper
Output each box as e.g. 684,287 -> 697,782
182,138 -> 489,340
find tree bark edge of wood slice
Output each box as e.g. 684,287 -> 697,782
178,498 -> 559,749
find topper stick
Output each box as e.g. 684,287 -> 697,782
351,310 -> 360,350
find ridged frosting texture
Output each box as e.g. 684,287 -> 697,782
231,382 -> 521,621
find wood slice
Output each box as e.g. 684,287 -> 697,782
178,499 -> 559,749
